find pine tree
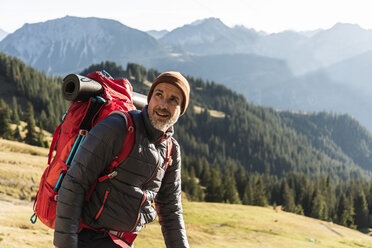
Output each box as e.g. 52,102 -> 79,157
205,166 -> 224,202
337,193 -> 355,227
13,124 -> 22,141
311,189 -> 328,220
186,167 -> 204,201
37,122 -> 48,148
24,102 -> 38,145
242,183 -> 253,205
354,190 -> 369,229
282,182 -> 296,213
147,68 -> 158,82
367,184 -> 372,214
39,110 -> 48,133
12,96 -> 20,125
199,158 -> 211,186
252,177 -> 268,206
223,175 -> 241,204
0,99 -> 12,139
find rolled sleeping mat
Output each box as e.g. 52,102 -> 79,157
132,92 -> 147,109
62,73 -> 148,109
62,74 -> 104,101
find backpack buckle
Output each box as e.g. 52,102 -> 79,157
108,171 -> 118,179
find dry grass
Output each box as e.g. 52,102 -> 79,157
193,106 -> 225,118
0,139 -> 48,201
0,197 -> 53,248
1,139 -> 372,248
1,199 -> 372,248
143,79 -> 152,87
178,202 -> 372,248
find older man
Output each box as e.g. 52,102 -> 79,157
54,72 -> 190,248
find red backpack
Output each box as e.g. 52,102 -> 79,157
30,71 -> 137,229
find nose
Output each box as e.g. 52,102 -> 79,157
159,98 -> 168,109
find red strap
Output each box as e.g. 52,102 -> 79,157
115,111 -> 135,164
116,232 -> 137,244
164,138 -> 173,171
107,233 -> 133,248
88,112 -> 134,186
48,123 -> 62,164
80,223 -> 136,248
98,171 -> 118,183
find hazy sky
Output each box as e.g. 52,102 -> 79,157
2,0 -> 372,33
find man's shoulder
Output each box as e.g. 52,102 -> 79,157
170,137 -> 181,157
170,137 -> 180,147
93,113 -> 127,139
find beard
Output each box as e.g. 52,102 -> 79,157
148,107 -> 178,132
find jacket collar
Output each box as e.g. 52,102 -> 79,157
141,105 -> 174,143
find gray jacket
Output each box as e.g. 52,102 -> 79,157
54,107 -> 189,248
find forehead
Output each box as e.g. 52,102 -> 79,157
154,83 -> 183,100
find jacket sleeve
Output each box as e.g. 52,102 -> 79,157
53,114 -> 127,248
155,139 -> 189,248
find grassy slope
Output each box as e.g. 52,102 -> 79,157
0,139 -> 372,248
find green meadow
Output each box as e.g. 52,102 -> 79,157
1,138 -> 372,248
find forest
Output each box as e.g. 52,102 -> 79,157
0,53 -> 372,230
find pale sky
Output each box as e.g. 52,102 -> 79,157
2,0 -> 372,33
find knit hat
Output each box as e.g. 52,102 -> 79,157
147,71 -> 190,115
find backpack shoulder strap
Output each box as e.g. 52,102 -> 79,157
115,111 -> 135,165
96,111 -> 134,183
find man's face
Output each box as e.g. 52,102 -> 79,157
148,83 -> 183,132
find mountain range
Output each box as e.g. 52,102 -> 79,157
1,16 -> 372,130
0,16 -> 172,75
0,28 -> 8,41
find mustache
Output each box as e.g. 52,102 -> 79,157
154,107 -> 170,116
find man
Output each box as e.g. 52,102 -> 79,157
54,72 -> 190,248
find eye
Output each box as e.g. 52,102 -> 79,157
170,96 -> 180,105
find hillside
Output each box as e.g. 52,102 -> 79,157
0,139 -> 372,248
79,61 -> 372,178
2,198 -> 372,248
279,111 -> 372,171
3,57 -> 372,228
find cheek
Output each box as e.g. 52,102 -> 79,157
171,107 -> 181,120
148,99 -> 156,112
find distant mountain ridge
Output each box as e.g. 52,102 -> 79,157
146,29 -> 169,39
160,17 -> 259,55
161,20 -> 372,75
0,28 -> 8,41
2,16 -> 372,130
0,16 -> 171,74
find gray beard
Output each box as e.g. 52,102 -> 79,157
149,112 -> 177,132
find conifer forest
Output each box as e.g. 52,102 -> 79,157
1,53 -> 372,230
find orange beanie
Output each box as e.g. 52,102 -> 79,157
147,71 -> 190,115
